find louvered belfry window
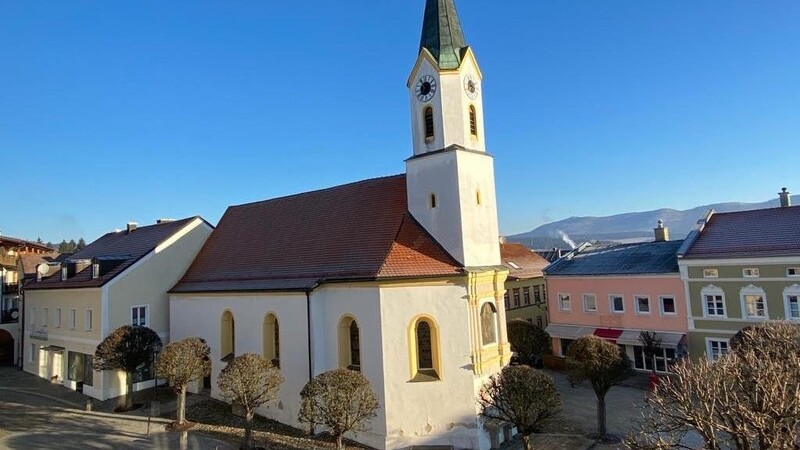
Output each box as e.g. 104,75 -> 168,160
424,107 -> 434,139
469,105 -> 477,136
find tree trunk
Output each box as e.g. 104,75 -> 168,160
126,371 -> 134,410
177,385 -> 186,425
522,433 -> 535,450
244,410 -> 254,450
335,433 -> 344,450
597,396 -> 607,439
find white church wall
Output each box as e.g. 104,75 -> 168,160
379,281 -> 491,450
455,150 -> 501,267
169,293 -> 310,427
309,285 -> 388,448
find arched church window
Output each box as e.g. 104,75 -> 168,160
409,316 -> 440,382
424,107 -> 435,140
263,313 -> 280,368
476,189 -> 482,206
469,105 -> 478,136
480,302 -> 497,345
338,315 -> 361,371
220,310 -> 235,362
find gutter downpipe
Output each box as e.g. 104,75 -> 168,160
305,287 -> 316,436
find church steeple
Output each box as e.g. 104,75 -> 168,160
419,0 -> 467,70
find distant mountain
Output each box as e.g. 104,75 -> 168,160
507,195 -> 799,250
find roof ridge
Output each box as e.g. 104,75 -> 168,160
230,174 -> 405,210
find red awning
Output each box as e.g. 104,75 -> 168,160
593,328 -> 624,341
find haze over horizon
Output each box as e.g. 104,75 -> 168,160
2,1 -> 799,242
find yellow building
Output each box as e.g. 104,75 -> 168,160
500,243 -> 550,328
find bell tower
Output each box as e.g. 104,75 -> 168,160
405,0 -> 501,268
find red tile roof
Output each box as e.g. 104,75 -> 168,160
27,217 -> 202,290
500,243 -> 549,280
19,252 -> 61,275
682,206 -> 800,259
171,175 -> 463,293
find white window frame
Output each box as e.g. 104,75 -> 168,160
659,296 -> 677,315
30,307 -> 36,326
29,344 -> 35,363
788,267 -> 800,277
706,338 -> 730,362
583,294 -> 597,312
742,268 -> 760,278
784,284 -> 800,320
131,305 -> 148,327
85,309 -> 93,331
703,268 -> 719,278
69,308 -> 76,329
610,295 -> 625,313
635,296 -> 651,314
701,285 -> 727,318
42,308 -> 48,327
558,293 -> 571,311
55,308 -> 61,328
740,285 -> 768,319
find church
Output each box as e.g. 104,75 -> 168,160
169,1 -> 511,448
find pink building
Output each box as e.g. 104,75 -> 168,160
545,227 -> 688,373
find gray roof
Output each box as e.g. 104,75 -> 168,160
419,0 -> 467,69
545,240 -> 684,276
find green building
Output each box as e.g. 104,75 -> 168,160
677,189 -> 800,361
500,243 -> 549,328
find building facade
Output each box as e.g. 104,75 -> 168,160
677,191 -> 800,361
500,242 -> 549,327
23,217 -> 212,400
545,225 -> 688,373
170,2 -> 513,449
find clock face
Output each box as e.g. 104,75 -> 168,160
464,74 -> 479,99
415,75 -> 437,102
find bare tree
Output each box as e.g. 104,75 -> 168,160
478,365 -> 562,450
638,331 -> 663,375
566,335 -> 634,441
507,319 -> 551,366
298,368 -> 379,450
626,322 -> 800,450
93,325 -> 162,411
217,353 -> 283,450
155,337 -> 211,427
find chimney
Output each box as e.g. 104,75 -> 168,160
654,220 -> 670,242
126,222 -> 138,233
779,187 -> 791,208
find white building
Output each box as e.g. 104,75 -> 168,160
170,1 -> 511,448
23,217 -> 213,400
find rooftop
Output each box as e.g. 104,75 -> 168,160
500,243 -> 550,280
545,240 -> 684,276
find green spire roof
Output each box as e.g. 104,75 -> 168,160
419,0 -> 467,70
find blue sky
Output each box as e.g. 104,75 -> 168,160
2,1 -> 799,243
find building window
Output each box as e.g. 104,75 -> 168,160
68,352 -> 94,387
504,291 -> 510,309
788,267 -> 799,277
480,303 -> 498,346
583,294 -> 597,312
558,294 -> 571,311
55,308 -> 61,328
85,310 -> 93,331
523,287 -> 531,305
30,307 -> 36,326
476,189 -> 482,206
92,263 -> 99,279
702,286 -> 726,317
338,316 -> 360,372
635,296 -> 650,314
69,309 -> 76,329
469,105 -> 478,136
660,296 -> 677,315
424,107 -> 434,140
512,289 -> 520,308
42,308 -> 48,327
533,286 -> 542,304
429,193 -> 437,209
131,305 -> 148,327
536,316 -> 543,328
741,285 -> 767,319
703,269 -> 719,278
220,311 -> 235,360
707,339 -> 730,362
559,339 -> 574,357
61,266 -> 68,281
263,313 -> 280,368
29,344 -> 35,363
410,317 -> 440,381
742,268 -> 760,278
633,346 -> 676,373
610,295 -> 625,313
